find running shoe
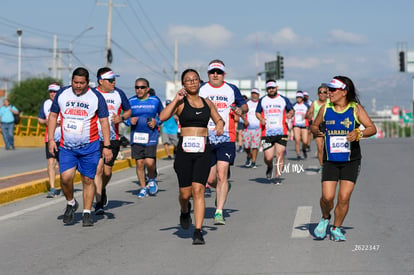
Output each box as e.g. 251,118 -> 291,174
82,212 -> 94,227
102,187 -> 108,207
94,201 -> 104,215
47,188 -> 58,198
302,148 -> 307,159
137,188 -> 149,199
204,185 -> 212,197
63,200 -> 79,224
237,146 -> 244,153
318,166 -> 323,173
245,158 -> 252,168
214,211 -> 226,225
274,177 -> 282,185
296,155 -> 302,161
147,179 -> 158,195
251,162 -> 257,169
180,202 -> 192,229
330,227 -> 346,242
266,165 -> 273,179
192,229 -> 205,245
314,217 -> 330,239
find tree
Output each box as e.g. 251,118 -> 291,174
8,77 -> 62,115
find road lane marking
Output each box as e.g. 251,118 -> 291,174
291,206 -> 312,238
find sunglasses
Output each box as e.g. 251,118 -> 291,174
208,69 -> 224,75
318,91 -> 328,94
328,87 -> 340,92
135,85 -> 147,90
105,78 -> 116,83
48,90 -> 57,93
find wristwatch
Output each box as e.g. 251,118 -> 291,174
103,145 -> 112,149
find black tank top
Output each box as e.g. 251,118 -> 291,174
178,96 -> 210,128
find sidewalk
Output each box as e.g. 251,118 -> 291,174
0,145 -> 171,205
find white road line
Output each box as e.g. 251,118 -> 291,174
291,206 -> 312,238
0,164 -> 173,222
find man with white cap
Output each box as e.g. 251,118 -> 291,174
93,67 -> 131,214
242,88 -> 261,168
199,59 -> 248,225
256,79 -> 294,184
38,82 -> 62,198
292,91 -> 310,160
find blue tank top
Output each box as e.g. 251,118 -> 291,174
323,102 -> 361,162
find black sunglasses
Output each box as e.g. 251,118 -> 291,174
48,90 -> 57,93
105,78 -> 116,83
208,69 -> 224,75
135,85 -> 147,90
318,91 -> 328,94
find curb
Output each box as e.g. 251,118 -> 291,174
0,147 -> 171,205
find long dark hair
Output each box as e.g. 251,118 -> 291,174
181,69 -> 200,85
333,75 -> 360,103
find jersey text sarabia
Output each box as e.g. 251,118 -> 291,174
199,81 -> 246,144
50,86 -> 109,149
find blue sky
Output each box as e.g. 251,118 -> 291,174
1,0 -> 414,111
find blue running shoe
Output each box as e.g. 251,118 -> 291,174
330,227 -> 346,242
314,217 -> 330,239
137,188 -> 149,199
147,179 -> 158,195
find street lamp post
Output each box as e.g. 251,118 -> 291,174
68,26 -> 94,83
17,29 -> 22,86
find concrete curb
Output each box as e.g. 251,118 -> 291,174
0,147 -> 171,205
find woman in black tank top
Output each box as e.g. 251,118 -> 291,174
159,69 -> 224,245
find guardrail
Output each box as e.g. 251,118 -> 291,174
13,115 -> 45,137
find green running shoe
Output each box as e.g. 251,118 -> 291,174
214,211 -> 225,225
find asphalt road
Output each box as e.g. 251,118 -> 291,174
0,138 -> 413,274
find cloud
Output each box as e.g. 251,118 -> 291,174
246,27 -> 314,48
168,24 -> 233,48
327,29 -> 368,45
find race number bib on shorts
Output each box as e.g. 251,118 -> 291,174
182,136 -> 205,153
329,136 -> 350,153
133,132 -> 149,144
63,119 -> 83,135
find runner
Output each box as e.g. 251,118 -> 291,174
93,67 -> 131,214
199,59 -> 248,225
38,83 -> 61,198
160,68 -> 224,244
48,67 -> 112,226
256,79 -> 294,185
126,78 -> 163,199
306,84 -> 329,172
311,76 -> 376,241
292,91 -> 310,160
242,88 -> 261,168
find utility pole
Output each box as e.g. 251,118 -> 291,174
17,29 -> 22,85
174,39 -> 178,87
97,0 -> 125,67
53,35 -> 57,79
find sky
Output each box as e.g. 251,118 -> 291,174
1,0 -> 414,112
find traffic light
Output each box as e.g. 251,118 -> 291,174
399,51 -> 405,72
277,55 -> 284,79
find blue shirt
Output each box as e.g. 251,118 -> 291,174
162,116 -> 178,135
126,95 -> 163,146
0,105 -> 18,123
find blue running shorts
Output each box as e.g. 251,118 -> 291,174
59,141 -> 101,179
209,142 -> 236,167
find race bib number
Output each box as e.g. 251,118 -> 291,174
63,119 -> 83,135
329,136 -> 350,153
133,132 -> 149,144
182,136 -> 205,153
267,116 -> 280,128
